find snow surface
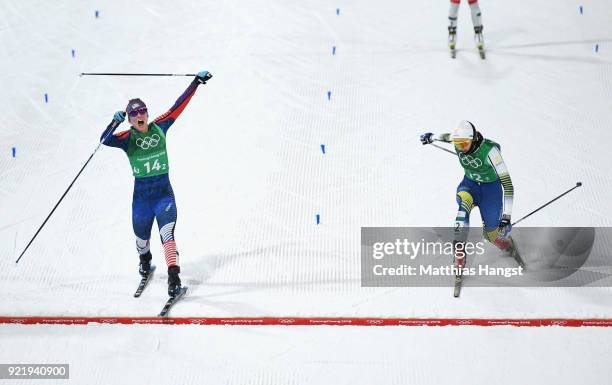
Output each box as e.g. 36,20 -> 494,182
1,324 -> 611,385
1,0 -> 612,383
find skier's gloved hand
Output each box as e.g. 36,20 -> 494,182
420,132 -> 434,145
196,70 -> 212,84
113,111 -> 126,123
498,214 -> 512,237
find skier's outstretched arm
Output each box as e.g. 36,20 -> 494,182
487,146 -> 514,220
420,132 -> 451,144
435,133 -> 452,143
100,111 -> 129,152
154,70 -> 212,134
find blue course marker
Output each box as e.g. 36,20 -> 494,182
12,147 -> 16,158
95,10 -> 99,18
321,144 -> 326,154
327,91 -> 331,100
336,8 -> 340,15
316,214 -> 320,225
579,6 -> 583,14
71,49 -> 75,58
332,46 -> 336,55
595,44 -> 599,53
44,93 -> 48,103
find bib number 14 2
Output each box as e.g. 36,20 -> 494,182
143,159 -> 165,174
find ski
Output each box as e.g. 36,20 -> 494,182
134,265 -> 156,298
508,237 -> 526,269
475,30 -> 485,59
448,26 -> 457,59
478,45 -> 486,60
453,274 -> 463,297
512,251 -> 526,269
158,286 -> 188,317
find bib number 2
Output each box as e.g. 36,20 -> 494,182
468,172 -> 483,182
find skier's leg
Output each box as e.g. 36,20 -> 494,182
469,0 -> 484,54
449,0 -> 460,28
480,181 -> 512,250
468,0 -> 483,29
455,177 -> 481,238
154,188 -> 181,296
448,0 -> 460,48
454,190 -> 473,268
154,192 -> 178,268
454,177 -> 480,269
132,198 -> 155,276
455,190 -> 473,238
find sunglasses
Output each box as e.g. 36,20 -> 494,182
453,138 -> 472,151
128,107 -> 148,117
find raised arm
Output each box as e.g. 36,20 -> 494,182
420,132 -> 451,144
154,71 -> 212,134
100,112 -> 129,152
434,133 -> 451,143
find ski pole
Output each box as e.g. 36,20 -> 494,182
15,120 -> 121,264
80,72 -> 196,77
422,138 -> 457,155
430,142 -> 456,155
511,182 -> 582,226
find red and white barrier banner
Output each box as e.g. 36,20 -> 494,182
1,317 -> 612,327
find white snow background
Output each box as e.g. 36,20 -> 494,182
1,1 -> 611,384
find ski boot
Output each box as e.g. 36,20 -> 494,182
167,265 -> 182,297
448,26 -> 457,58
493,235 -> 526,269
474,25 -> 485,59
138,251 -> 153,277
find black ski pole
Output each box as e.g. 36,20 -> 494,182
15,120 -> 121,264
430,142 -> 456,155
511,182 -> 582,226
80,72 -> 196,77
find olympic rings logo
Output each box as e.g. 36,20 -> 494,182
460,155 -> 482,168
136,134 -> 160,150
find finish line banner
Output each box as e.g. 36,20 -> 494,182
361,227 -> 611,287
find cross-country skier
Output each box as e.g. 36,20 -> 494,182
420,120 -> 519,271
100,70 -> 212,297
447,0 -> 484,57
